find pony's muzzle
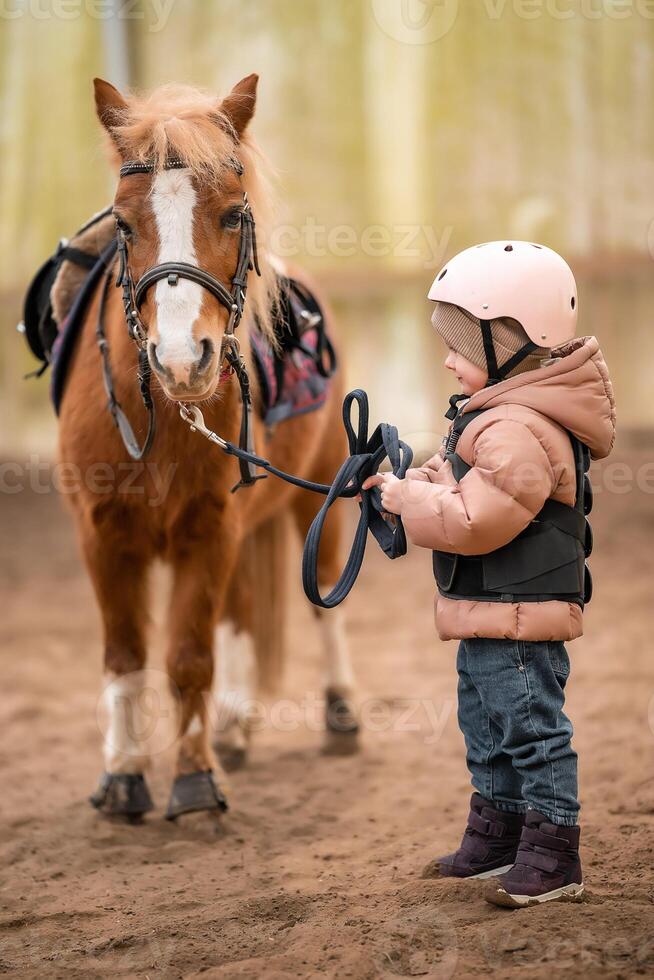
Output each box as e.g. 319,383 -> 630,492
148,337 -> 217,399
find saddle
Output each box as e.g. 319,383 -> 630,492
21,210 -> 336,426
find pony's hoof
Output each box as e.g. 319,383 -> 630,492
165,770 -> 229,821
323,689 -> 359,755
325,688 -> 359,733
89,772 -> 154,819
215,743 -> 248,773
322,729 -> 360,756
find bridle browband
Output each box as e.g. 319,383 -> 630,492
97,154 -> 263,483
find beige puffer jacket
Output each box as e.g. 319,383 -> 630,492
399,336 -> 616,642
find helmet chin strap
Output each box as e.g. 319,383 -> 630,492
480,319 -> 537,386
445,322 -> 538,421
445,320 -> 538,422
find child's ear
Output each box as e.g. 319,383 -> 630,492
93,77 -> 128,143
219,74 -> 259,137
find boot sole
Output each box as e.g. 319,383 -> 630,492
471,864 -> 514,880
486,882 -> 585,908
432,863 -> 514,881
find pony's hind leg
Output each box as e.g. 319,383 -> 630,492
291,490 -> 360,755
213,513 -> 289,770
81,507 -> 155,821
212,545 -> 256,772
164,510 -> 239,820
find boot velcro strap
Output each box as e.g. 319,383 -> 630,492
460,832 -> 489,859
516,846 -> 558,873
468,809 -> 506,837
522,826 -> 569,850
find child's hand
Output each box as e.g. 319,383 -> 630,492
361,473 -> 404,515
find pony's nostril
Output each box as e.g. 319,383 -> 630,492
148,342 -> 166,377
197,337 -> 214,375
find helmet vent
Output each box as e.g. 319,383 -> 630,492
531,244 -> 542,249
504,244 -> 513,252
571,296 -> 576,309
437,268 -> 447,281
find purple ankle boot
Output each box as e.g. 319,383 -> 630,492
424,794 -> 525,880
486,810 -> 584,907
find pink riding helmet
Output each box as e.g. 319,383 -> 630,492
428,241 -> 578,348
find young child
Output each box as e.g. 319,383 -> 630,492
363,241 -> 615,908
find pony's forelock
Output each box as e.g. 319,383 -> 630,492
106,83 -> 279,342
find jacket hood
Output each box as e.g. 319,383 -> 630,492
464,336 -> 616,459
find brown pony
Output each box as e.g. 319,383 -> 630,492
59,75 -> 357,821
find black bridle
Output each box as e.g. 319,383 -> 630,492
95,155 -> 413,607
116,156 -> 260,350
97,155 -> 262,483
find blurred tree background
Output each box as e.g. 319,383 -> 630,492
1,0 -> 652,452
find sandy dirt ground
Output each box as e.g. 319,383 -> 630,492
2,445 -> 654,979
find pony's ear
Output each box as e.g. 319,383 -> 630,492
93,77 -> 128,138
220,74 -> 258,137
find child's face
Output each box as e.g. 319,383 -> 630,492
444,349 -> 488,395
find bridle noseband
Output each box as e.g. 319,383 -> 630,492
97,154 -> 263,479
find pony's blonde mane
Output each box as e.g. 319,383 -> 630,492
107,83 -> 278,341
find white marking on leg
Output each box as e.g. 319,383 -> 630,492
317,590 -> 354,693
102,672 -> 151,775
212,623 -> 256,748
187,714 -> 203,736
151,169 -> 203,378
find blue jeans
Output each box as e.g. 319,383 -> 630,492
456,638 -> 579,827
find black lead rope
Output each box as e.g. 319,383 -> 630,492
182,389 -> 413,609
302,393 -> 412,608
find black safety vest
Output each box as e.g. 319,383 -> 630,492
433,408 -> 593,607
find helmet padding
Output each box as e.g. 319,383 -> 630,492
433,302 -> 550,379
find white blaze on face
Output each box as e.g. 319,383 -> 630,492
151,169 -> 203,377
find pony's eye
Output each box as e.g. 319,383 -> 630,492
114,214 -> 133,238
222,208 -> 243,230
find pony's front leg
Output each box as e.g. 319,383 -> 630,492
164,517 -> 240,820
81,509 -> 156,821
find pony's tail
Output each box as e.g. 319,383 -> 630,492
250,512 -> 289,693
